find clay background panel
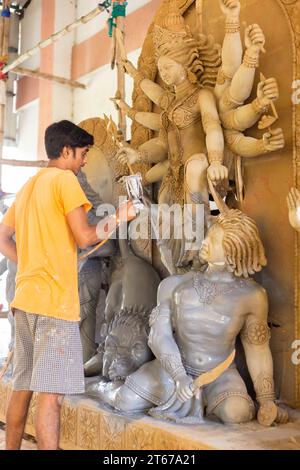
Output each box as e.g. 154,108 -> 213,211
137,0 -> 298,407
201,0 -> 296,406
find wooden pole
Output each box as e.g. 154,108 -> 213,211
0,158 -> 48,167
2,5 -> 105,74
0,8 -> 11,190
12,66 -> 86,89
111,1 -> 127,139
116,28 -> 126,139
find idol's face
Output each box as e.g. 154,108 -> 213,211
199,224 -> 226,265
157,56 -> 187,86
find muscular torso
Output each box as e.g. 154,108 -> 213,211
172,274 -> 256,373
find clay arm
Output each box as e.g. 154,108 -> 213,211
241,288 -> 288,425
224,128 -> 285,158
215,0 -> 242,99
117,136 -> 168,168
199,88 -> 228,182
148,275 -> 195,402
122,60 -> 167,108
145,160 -> 170,185
221,78 -> 280,132
223,25 -> 266,107
113,98 -> 162,132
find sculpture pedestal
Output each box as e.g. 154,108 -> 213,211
1,377 -> 300,450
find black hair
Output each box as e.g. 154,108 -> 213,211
44,120 -> 94,159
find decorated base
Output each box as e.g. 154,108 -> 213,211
1,377 -> 300,450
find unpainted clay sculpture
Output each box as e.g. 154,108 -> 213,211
84,236 -> 161,380
92,191 -> 288,427
116,0 -> 284,206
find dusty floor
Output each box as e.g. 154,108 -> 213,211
0,427 -> 37,450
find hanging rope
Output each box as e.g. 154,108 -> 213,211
108,1 -> 127,37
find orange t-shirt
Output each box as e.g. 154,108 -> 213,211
2,168 -> 92,321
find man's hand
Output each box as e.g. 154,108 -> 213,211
95,201 -> 138,242
245,24 -> 265,53
175,373 -> 195,403
117,147 -> 140,166
121,59 -> 138,79
0,223 -> 17,264
219,0 -> 240,18
207,162 -> 228,184
287,188 -> 300,231
262,128 -> 285,152
116,200 -> 138,224
257,78 -> 279,107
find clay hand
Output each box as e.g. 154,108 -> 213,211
257,400 -> 289,426
175,373 -> 195,403
207,162 -> 228,184
262,128 -> 285,152
121,59 -> 138,78
257,78 -> 279,107
117,147 -> 139,166
245,24 -> 265,53
287,188 -> 300,231
219,0 -> 240,18
275,405 -> 289,424
112,97 -> 131,114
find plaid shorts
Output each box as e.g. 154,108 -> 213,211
12,309 -> 85,395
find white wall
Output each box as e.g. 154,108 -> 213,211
19,0 -> 42,70
16,100 -> 39,161
13,0 -> 149,171
73,49 -> 140,139
2,101 -> 39,193
11,0 -> 41,172
52,0 -> 76,122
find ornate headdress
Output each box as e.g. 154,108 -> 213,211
153,0 -> 221,87
153,0 -> 191,54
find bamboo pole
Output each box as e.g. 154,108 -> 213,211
115,28 -> 126,138
112,0 -> 127,140
0,10 -> 11,189
2,5 -> 106,74
12,66 -> 86,89
0,158 -> 48,167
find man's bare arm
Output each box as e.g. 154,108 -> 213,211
0,224 -> 17,264
66,201 -> 136,250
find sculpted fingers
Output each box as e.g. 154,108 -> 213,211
176,375 -> 194,403
264,129 -> 285,151
219,0 -> 240,16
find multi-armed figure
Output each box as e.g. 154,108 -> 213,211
117,0 -> 284,211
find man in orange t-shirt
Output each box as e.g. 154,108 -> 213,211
0,120 -> 136,450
